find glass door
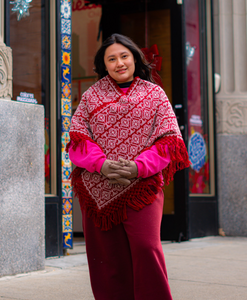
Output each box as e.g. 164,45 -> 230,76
184,0 -> 218,237
102,0 -> 188,241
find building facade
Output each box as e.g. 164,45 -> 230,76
1,0 -> 246,258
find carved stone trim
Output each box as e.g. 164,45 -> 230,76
0,42 -> 13,100
216,97 -> 247,134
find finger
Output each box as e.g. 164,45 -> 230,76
109,164 -> 132,173
119,158 -> 130,166
109,178 -> 130,186
107,170 -> 131,179
110,160 -> 123,166
109,163 -> 124,170
109,179 -> 119,184
116,178 -> 131,185
109,169 -> 131,177
107,173 -> 122,179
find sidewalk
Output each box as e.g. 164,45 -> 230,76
0,236 -> 247,300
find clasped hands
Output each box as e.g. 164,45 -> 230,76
100,158 -> 138,186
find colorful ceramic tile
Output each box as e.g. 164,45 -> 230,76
61,0 -> 71,19
61,50 -> 71,66
61,0 -> 72,250
62,150 -> 71,165
61,116 -> 71,132
62,165 -> 71,180
61,65 -> 71,83
63,232 -> 72,248
61,19 -> 71,35
62,34 -> 71,50
62,131 -> 70,150
61,98 -> 72,117
61,82 -> 71,98
63,198 -> 73,215
62,181 -> 73,198
63,214 -> 73,232
62,160 -> 71,169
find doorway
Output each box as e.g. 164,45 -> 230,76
71,0 -> 188,241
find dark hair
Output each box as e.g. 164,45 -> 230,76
94,33 -> 155,83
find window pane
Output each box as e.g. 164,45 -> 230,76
10,0 -> 51,193
185,0 -> 210,194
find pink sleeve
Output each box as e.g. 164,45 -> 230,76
69,140 -> 106,174
135,145 -> 170,178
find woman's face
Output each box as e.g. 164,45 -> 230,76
104,43 -> 135,84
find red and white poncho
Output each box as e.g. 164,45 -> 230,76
67,75 -> 190,230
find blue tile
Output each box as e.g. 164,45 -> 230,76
61,115 -> 71,132
63,232 -> 73,248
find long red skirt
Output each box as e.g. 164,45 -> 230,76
82,189 -> 173,300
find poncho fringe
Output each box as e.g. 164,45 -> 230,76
155,136 -> 191,185
66,133 -> 190,231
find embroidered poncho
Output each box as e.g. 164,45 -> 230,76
67,75 -> 190,230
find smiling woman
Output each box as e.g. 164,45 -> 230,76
67,33 -> 190,300
94,33 -> 155,84
104,43 -> 135,83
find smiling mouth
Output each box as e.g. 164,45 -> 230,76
116,69 -> 127,73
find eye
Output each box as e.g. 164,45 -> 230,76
109,58 -> 115,62
122,55 -> 128,59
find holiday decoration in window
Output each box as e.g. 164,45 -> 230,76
10,0 -> 33,21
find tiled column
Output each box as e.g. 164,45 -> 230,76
60,0 -> 73,249
214,0 -> 247,235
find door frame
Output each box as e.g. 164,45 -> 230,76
160,0 -> 189,241
101,0 -> 189,241
45,0 -> 63,257
186,0 -> 218,239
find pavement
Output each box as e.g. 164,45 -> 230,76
0,236 -> 247,300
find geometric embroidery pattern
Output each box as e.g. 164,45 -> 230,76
70,76 -> 182,210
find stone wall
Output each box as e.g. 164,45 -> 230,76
213,0 -> 247,236
0,100 -> 45,277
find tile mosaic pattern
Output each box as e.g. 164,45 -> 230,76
62,34 -> 71,50
60,0 -> 73,249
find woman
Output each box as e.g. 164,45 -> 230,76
67,33 -> 190,300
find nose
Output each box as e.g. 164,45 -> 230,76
116,58 -> 124,68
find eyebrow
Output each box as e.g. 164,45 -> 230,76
107,51 -> 129,59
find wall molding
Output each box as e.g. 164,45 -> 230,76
216,96 -> 247,134
0,41 -> 12,100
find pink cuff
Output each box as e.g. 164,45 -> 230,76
135,145 -> 170,178
69,140 -> 106,174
